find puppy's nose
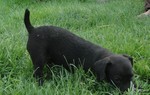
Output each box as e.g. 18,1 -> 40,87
121,81 -> 134,92
120,82 -> 132,92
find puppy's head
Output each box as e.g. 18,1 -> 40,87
93,54 -> 133,91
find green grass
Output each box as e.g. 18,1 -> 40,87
0,0 -> 150,94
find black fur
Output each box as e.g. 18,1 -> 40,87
24,9 -> 34,33
24,9 -> 134,91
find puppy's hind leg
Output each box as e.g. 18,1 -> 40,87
45,59 -> 53,80
33,57 -> 46,86
29,50 -> 47,86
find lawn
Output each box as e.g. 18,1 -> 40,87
0,0 -> 150,94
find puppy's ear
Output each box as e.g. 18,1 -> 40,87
93,57 -> 111,81
123,54 -> 133,65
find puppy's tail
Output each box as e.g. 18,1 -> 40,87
24,9 -> 34,34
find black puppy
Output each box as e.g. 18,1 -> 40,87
24,9 -> 133,91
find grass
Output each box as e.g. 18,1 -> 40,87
0,0 -> 150,94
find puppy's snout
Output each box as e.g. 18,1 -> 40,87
120,81 -> 133,92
